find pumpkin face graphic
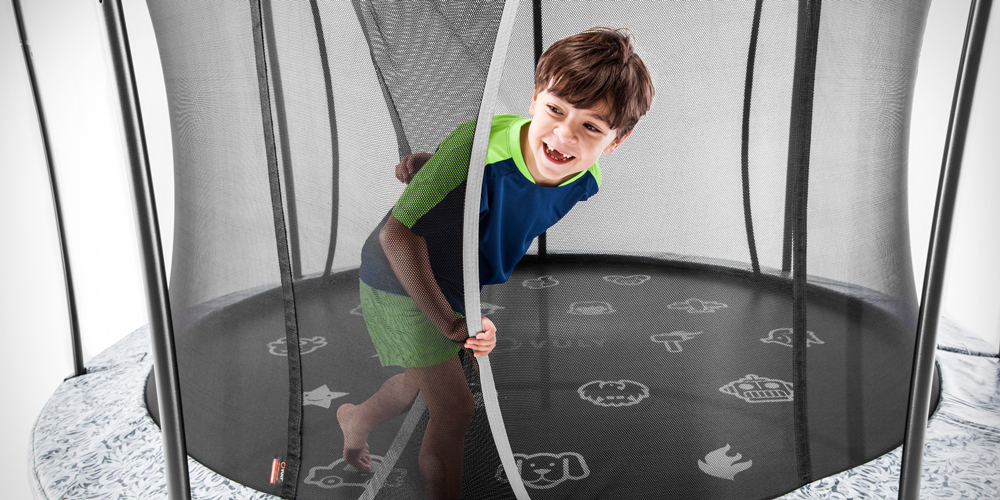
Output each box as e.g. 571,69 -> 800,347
577,379 -> 650,407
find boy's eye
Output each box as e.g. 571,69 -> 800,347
585,124 -> 600,132
548,105 -> 562,115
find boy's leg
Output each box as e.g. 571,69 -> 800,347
406,354 -> 474,500
337,372 -> 419,472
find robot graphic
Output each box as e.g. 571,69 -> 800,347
719,374 -> 793,403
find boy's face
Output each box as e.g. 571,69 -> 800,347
522,86 -> 630,187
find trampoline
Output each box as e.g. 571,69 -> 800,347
147,256 -> 924,499
24,0 -> 999,498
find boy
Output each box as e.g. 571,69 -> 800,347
337,27 -> 654,499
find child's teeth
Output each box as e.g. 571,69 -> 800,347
546,143 -> 571,160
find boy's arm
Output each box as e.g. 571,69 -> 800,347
380,214 -> 468,342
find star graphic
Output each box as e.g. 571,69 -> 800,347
303,385 -> 349,409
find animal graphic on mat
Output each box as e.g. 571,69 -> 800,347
577,380 -> 650,407
523,275 -> 559,289
698,444 -> 752,480
668,298 -> 728,313
303,456 -> 406,489
495,452 -> 590,489
650,331 -> 702,352
602,274 -> 651,286
760,327 -> 825,348
567,301 -> 615,315
268,336 -> 327,356
481,302 -> 505,315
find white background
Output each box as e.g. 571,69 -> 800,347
2,0 -> 998,498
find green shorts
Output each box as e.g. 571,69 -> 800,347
359,280 -> 462,368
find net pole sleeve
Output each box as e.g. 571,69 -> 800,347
899,1 -> 992,497
249,0 -> 305,496
96,0 -> 191,498
462,0 -> 530,498
11,0 -> 84,378
787,0 -> 822,484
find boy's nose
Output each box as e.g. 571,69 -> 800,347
554,125 -> 577,144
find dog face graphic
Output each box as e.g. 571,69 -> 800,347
578,380 -> 650,407
495,452 -> 590,489
268,336 -> 327,356
303,456 -> 406,489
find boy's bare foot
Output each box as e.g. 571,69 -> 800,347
337,403 -> 373,472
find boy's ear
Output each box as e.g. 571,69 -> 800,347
604,129 -> 634,154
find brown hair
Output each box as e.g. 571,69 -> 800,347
535,27 -> 655,141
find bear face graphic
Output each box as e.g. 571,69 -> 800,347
567,301 -> 615,316
602,275 -> 651,286
268,336 -> 327,356
495,452 -> 590,489
303,456 -> 406,489
523,275 -> 559,289
578,380 -> 650,407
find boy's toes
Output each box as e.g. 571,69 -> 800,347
344,447 -> 372,473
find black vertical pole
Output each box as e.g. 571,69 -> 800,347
96,1 -> 191,499
11,0 -> 85,378
741,0 -> 764,275
899,1 -> 992,498
533,0 -> 547,258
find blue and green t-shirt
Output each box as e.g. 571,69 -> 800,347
360,114 -> 601,315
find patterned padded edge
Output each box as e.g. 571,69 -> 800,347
776,349 -> 1000,499
29,323 -> 1000,499
936,316 -> 999,358
28,326 -> 280,500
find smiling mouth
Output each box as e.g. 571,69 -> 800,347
543,142 -> 575,164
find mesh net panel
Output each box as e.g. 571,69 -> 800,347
144,0 -> 931,498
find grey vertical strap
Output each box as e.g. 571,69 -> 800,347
250,0 -> 304,496
461,0 -> 529,499
359,395 -> 427,500
307,0 -> 341,275
786,0 -> 822,484
260,0 -> 303,280
350,0 -> 412,159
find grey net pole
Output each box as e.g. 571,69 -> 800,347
10,0 -> 85,378
96,1 -> 191,499
898,0 -> 992,498
899,0 -> 993,500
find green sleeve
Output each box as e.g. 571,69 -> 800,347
392,120 -> 476,228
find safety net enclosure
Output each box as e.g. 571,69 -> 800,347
142,0 -> 933,499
